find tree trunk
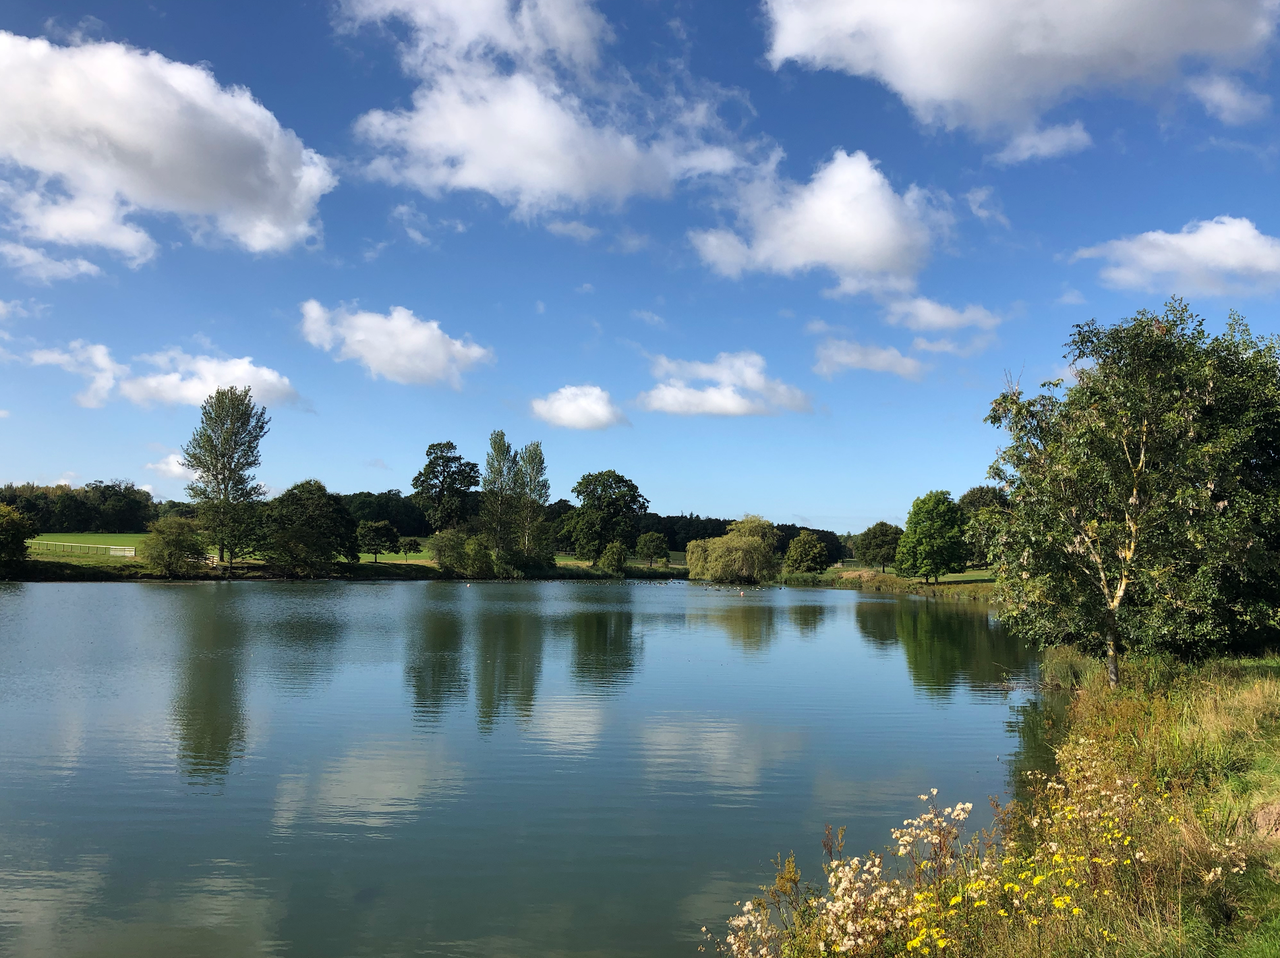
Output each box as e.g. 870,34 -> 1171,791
1104,609 -> 1121,689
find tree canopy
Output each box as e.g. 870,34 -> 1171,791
855,521 -> 903,572
259,480 -> 359,577
636,531 -> 669,567
687,515 -> 780,583
411,441 -> 479,531
0,504 -> 34,569
982,300 -> 1280,685
358,519 -> 400,562
783,529 -> 829,573
569,470 -> 649,563
895,491 -> 967,584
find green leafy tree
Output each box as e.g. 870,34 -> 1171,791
429,529 -> 468,575
411,441 -> 480,531
259,480 -> 359,577
399,537 -> 423,562
463,535 -> 495,578
895,491 -> 967,584
180,387 -> 270,571
357,519 -> 400,563
635,531 -> 669,567
856,521 -> 903,572
783,529 -> 829,573
0,503 -> 35,569
958,485 -> 1009,568
480,430 -> 520,563
982,301 -> 1280,686
687,515 -> 780,583
514,441 -> 553,568
599,540 -> 628,577
138,516 -> 208,577
569,470 -> 649,564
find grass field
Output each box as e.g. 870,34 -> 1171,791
31,533 -> 146,546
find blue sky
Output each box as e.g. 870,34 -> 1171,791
2,0 -> 1280,532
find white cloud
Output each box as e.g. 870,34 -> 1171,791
690,150 -> 938,295
1187,74 -> 1271,124
910,332 -> 996,357
638,351 -> 809,416
991,122 -> 1092,165
531,384 -> 626,429
0,409 -> 9,419
1073,215 -> 1280,295
145,452 -> 196,481
535,300 -> 546,313
300,299 -> 492,387
884,297 -> 1000,332
575,282 -> 595,293
0,242 -> 100,283
0,31 -> 335,273
346,0 -> 740,215
764,0 -> 1279,132
631,309 -> 665,327
29,340 -> 127,407
546,220 -> 600,241
1057,286 -> 1086,305
964,186 -> 1009,227
813,339 -> 924,379
30,340 -> 298,408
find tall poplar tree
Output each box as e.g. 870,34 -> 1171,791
480,430 -> 519,558
181,387 -> 269,571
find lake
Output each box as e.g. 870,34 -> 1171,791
0,580 -> 1041,957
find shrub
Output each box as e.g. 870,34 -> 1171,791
463,536 -> 495,578
429,529 -> 467,574
138,517 -> 208,577
0,503 -> 35,568
599,540 -> 628,576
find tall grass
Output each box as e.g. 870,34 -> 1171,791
708,650 -> 1280,957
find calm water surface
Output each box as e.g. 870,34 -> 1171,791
0,581 -> 1039,957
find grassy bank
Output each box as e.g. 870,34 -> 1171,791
796,566 -> 996,600
713,650 -> 1280,957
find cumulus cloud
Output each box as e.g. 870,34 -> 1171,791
0,241 -> 100,283
764,0 -> 1279,135
885,297 -> 1000,332
546,220 -> 600,241
30,340 -> 297,408
0,30 -> 335,275
531,384 -> 626,429
346,0 -> 740,216
145,452 -> 196,481
1073,215 -> 1280,295
690,150 -> 938,296
1187,74 -> 1271,124
300,299 -> 492,387
991,122 -> 1092,165
638,351 -> 809,416
813,339 -> 924,379
964,186 -> 1009,227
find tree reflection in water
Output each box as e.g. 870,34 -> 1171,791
787,604 -> 828,636
568,611 -> 640,691
687,603 -> 779,652
171,585 -> 248,786
404,611 -> 469,725
855,596 -> 1036,696
474,612 -> 544,732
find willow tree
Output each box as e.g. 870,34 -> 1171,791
983,301 -> 1280,687
181,386 -> 269,570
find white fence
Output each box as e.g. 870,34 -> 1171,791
29,540 -> 136,558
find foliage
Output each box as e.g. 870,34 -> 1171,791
570,470 -> 649,563
0,480 -> 158,533
636,530 -> 670,567
0,503 -> 35,567
687,515 -> 780,583
981,301 -> 1280,685
196,500 -> 260,574
259,480 -> 359,577
411,441 -> 479,531
958,485 -> 1009,568
463,535 -> 495,578
429,529 -> 468,574
784,529 -> 829,573
513,440 -> 554,569
357,519 -> 400,562
856,522 -> 904,572
137,516 -> 207,577
713,669 -> 1274,958
399,536 -> 423,560
599,540 -> 628,576
340,489 -> 430,536
480,429 -> 520,559
181,387 -> 270,568
895,492 -> 967,584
